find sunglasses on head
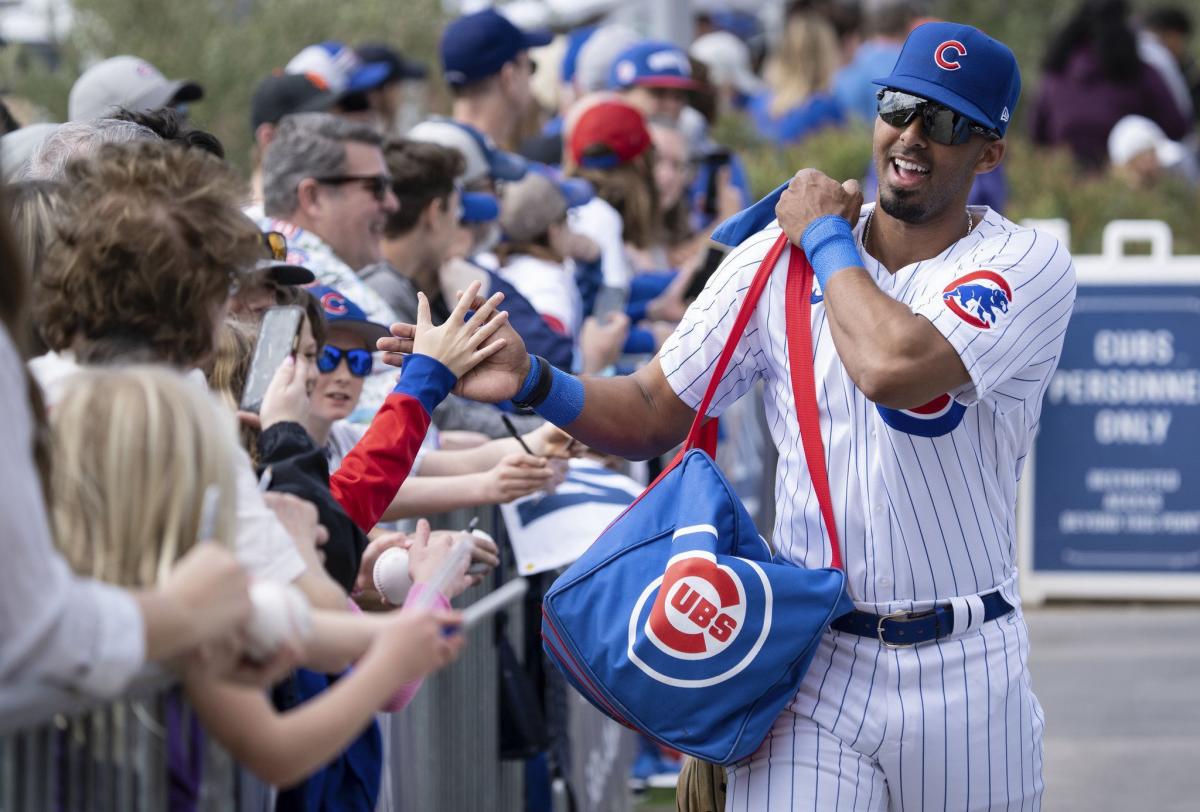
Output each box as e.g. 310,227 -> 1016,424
313,174 -> 394,202
317,345 -> 374,377
876,89 -> 1000,146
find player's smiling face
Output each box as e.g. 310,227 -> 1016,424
872,113 -> 993,225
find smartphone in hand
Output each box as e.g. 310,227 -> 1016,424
239,305 -> 304,413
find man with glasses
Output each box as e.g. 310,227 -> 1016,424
382,22 -> 1076,809
737,23 -> 1071,806
440,7 -> 551,149
258,113 -> 399,322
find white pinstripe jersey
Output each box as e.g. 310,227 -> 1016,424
660,204 -> 1077,613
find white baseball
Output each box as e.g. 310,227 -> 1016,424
244,581 -> 313,662
374,546 -> 413,605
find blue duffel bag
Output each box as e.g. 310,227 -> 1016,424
541,234 -> 854,766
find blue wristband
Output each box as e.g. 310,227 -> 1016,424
800,215 -> 863,291
394,353 -> 458,415
515,354 -> 542,403
534,364 -> 585,427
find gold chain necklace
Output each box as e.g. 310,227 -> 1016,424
862,207 -> 973,255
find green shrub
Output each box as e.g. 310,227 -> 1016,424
3,0 -> 445,172
5,0 -> 1196,256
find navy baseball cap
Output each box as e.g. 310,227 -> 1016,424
609,40 -> 702,91
873,22 -> 1021,137
440,8 -> 553,87
307,285 -> 391,343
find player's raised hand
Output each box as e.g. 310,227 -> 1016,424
377,287 -> 532,403
410,280 -> 510,378
775,169 -> 864,246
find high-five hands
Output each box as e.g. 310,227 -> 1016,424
378,283 -> 531,403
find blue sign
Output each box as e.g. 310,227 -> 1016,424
1033,285 -> 1200,573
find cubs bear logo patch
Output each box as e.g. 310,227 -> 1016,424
942,270 -> 1013,329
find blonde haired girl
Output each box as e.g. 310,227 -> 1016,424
749,10 -> 846,144
52,365 -> 239,588
50,366 -> 463,787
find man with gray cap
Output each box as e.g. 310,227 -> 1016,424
408,116 -> 529,193
68,55 -> 203,121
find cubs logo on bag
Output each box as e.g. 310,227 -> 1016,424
631,544 -> 770,688
644,546 -> 748,658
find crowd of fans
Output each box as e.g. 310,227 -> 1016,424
0,0 -> 1197,805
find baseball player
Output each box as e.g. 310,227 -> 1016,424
381,22 -> 1076,810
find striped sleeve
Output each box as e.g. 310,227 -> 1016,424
911,228 -> 1077,406
657,227 -> 777,417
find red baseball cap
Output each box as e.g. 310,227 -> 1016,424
568,100 -> 652,169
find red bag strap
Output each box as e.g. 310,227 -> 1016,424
682,233 -> 791,456
675,232 -> 842,570
783,250 -> 843,571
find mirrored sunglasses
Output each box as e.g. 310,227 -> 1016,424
876,89 -> 999,146
317,345 -> 374,377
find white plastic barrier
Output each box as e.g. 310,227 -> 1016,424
1018,219 -> 1200,604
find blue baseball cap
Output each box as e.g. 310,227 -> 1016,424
608,40 -> 702,91
873,22 -> 1020,137
307,285 -> 390,343
562,26 -> 598,83
286,42 -> 392,96
440,8 -> 553,87
459,190 -> 500,224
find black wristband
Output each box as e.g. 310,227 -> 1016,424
512,355 -> 553,410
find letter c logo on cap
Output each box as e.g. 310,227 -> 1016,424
934,40 -> 967,71
321,292 -> 348,316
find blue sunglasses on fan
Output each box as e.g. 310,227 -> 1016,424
317,345 -> 374,377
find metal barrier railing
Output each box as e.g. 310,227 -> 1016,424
383,504 -> 527,812
0,674 -> 238,812
0,505 -> 636,812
